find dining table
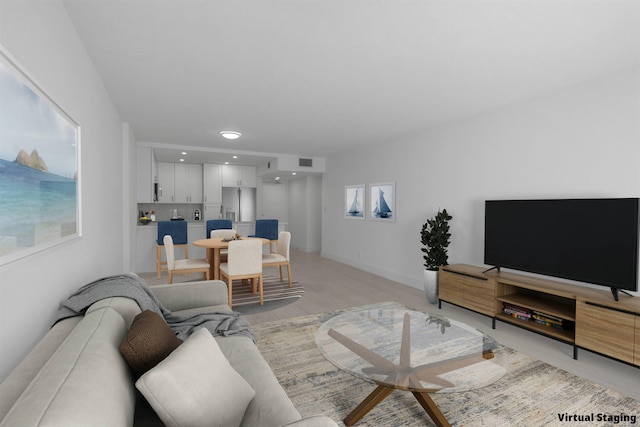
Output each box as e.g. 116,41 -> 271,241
193,237 -> 269,280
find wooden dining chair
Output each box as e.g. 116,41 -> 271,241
262,231 -> 292,287
209,229 -> 237,262
156,221 -> 188,278
219,239 -> 263,309
163,235 -> 210,284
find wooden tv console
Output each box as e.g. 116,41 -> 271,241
438,264 -> 640,366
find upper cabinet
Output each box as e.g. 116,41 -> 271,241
203,163 -> 222,204
136,148 -> 255,204
157,162 -> 175,203
158,162 -> 202,204
222,165 -> 256,188
174,163 -> 203,203
136,147 -> 157,203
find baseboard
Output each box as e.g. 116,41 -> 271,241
320,251 -> 423,291
291,243 -> 321,253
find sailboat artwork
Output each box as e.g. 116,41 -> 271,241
348,189 -> 362,215
345,185 -> 365,219
370,183 -> 395,221
373,188 -> 392,218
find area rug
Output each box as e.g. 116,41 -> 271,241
252,301 -> 639,427
231,275 -> 304,314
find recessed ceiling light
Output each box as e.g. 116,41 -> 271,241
275,176 -> 280,181
221,131 -> 241,140
292,172 -> 297,176
181,151 -> 187,155
180,159 -> 185,162
224,161 -> 229,165
233,155 -> 238,159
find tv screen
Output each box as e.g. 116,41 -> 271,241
484,198 -> 639,298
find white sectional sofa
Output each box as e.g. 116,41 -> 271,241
0,278 -> 338,427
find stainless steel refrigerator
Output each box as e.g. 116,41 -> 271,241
221,187 -> 256,222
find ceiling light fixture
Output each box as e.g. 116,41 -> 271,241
220,131 -> 241,140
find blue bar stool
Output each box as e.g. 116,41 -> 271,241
206,219 -> 232,238
156,221 -> 188,279
250,219 -> 279,253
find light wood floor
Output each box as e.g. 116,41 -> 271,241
142,250 -> 640,401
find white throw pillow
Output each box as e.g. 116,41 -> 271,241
135,328 -> 255,427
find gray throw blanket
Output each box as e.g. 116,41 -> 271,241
57,273 -> 255,342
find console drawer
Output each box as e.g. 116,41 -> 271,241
464,277 -> 495,316
575,299 -> 635,364
438,271 -> 464,306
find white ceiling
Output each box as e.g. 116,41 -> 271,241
63,0 -> 640,167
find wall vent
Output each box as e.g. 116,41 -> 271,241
299,158 -> 313,167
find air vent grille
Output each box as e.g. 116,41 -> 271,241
299,158 -> 313,167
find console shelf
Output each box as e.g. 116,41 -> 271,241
497,292 -> 575,321
439,264 -> 640,366
494,313 -> 575,343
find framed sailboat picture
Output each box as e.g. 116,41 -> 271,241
369,182 -> 395,222
345,185 -> 365,220
0,46 -> 81,265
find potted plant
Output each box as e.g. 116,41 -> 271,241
420,209 -> 452,303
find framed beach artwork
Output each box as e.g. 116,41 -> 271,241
344,184 -> 365,220
0,46 -> 81,265
369,182 -> 395,222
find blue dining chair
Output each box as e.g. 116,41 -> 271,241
156,221 -> 188,279
206,219 -> 232,239
250,219 -> 279,253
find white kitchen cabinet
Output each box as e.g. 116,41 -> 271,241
203,163 -> 222,203
188,164 -> 203,203
136,147 -> 157,202
157,162 -> 175,203
174,163 -> 202,203
222,165 -> 256,187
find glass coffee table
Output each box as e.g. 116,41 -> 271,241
315,308 -> 506,427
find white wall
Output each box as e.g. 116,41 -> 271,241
322,68 -> 640,295
123,123 -> 137,271
0,1 -> 126,381
260,182 -> 289,221
289,175 -> 322,252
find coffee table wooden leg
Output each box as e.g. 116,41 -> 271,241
343,385 -> 393,426
412,391 -> 451,427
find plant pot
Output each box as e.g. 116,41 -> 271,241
423,269 -> 439,304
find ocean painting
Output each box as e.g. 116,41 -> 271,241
0,48 -> 79,264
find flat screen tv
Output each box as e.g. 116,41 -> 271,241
484,198 -> 639,301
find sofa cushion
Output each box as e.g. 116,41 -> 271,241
0,307 -> 135,427
136,328 -> 255,427
0,316 -> 81,422
119,310 -> 182,378
87,296 -> 142,328
216,335 -> 303,427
